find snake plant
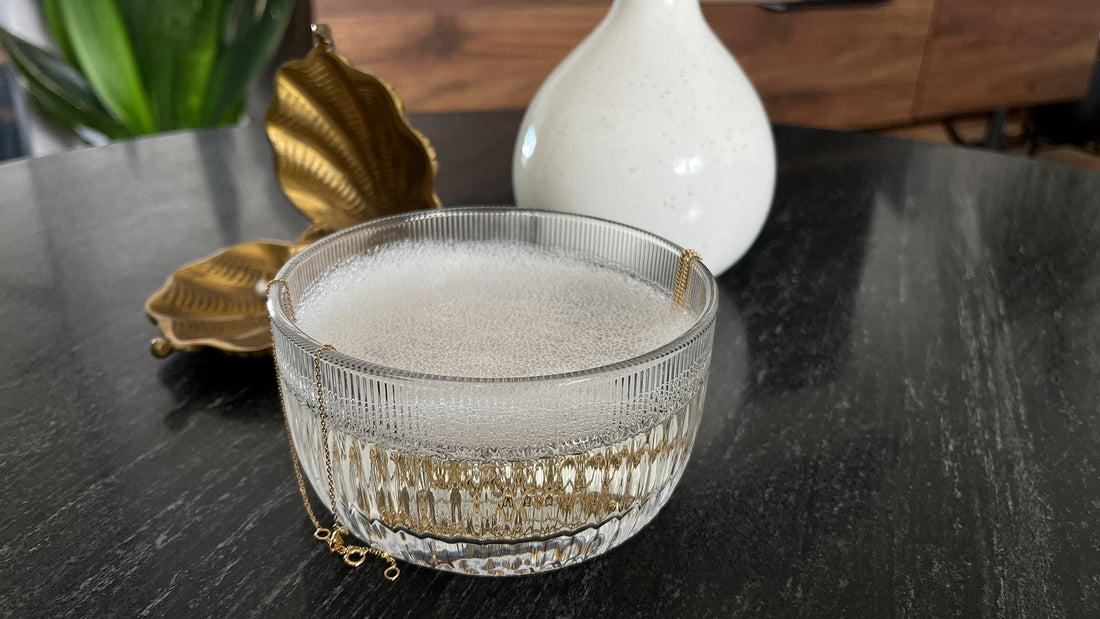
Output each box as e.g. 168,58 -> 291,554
0,0 -> 294,142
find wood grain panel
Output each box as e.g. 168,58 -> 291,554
915,0 -> 1100,117
314,0 -> 934,130
318,5 -> 607,113
707,0 -> 932,128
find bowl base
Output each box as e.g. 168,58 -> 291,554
343,479 -> 679,576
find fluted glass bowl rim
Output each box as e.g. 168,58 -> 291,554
268,206 -> 718,385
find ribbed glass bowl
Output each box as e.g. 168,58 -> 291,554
268,207 -> 717,576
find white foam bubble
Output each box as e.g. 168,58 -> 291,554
295,240 -> 695,378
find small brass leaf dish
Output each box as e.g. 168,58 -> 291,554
146,29 -> 442,358
146,241 -> 302,357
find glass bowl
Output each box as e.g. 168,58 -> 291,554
268,207 -> 717,576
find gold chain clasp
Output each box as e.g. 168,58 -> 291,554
320,526 -> 400,579
327,525 -> 348,554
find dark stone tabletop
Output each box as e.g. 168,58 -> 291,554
1,112 -> 1098,617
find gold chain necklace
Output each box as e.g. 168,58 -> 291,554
268,279 -> 399,581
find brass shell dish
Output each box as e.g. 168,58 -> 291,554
145,34 -> 441,357
267,46 -> 441,244
146,241 -> 301,357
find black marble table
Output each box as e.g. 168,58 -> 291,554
1,112 -> 1098,617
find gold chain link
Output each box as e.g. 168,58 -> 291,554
312,343 -> 340,528
267,278 -> 399,581
673,249 -> 702,307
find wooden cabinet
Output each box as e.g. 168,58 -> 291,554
706,0 -> 932,129
915,0 -> 1100,118
313,2 -> 609,116
313,0 -> 1100,130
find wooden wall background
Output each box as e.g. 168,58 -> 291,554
915,0 -> 1100,118
314,0 -> 1100,130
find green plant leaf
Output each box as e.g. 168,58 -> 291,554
8,0 -> 290,139
23,77 -> 130,143
59,0 -> 155,134
38,0 -> 77,67
177,4 -> 224,127
113,1 -> 220,129
111,0 -> 166,126
199,0 -> 295,126
121,0 -> 182,129
216,99 -> 246,125
0,28 -> 130,139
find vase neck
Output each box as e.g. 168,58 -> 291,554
608,0 -> 704,19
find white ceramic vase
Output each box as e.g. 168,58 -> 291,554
512,0 -> 776,275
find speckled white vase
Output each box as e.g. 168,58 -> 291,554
512,0 -> 776,275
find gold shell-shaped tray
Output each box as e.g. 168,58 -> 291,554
266,45 -> 441,244
145,37 -> 441,357
146,241 -> 302,357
